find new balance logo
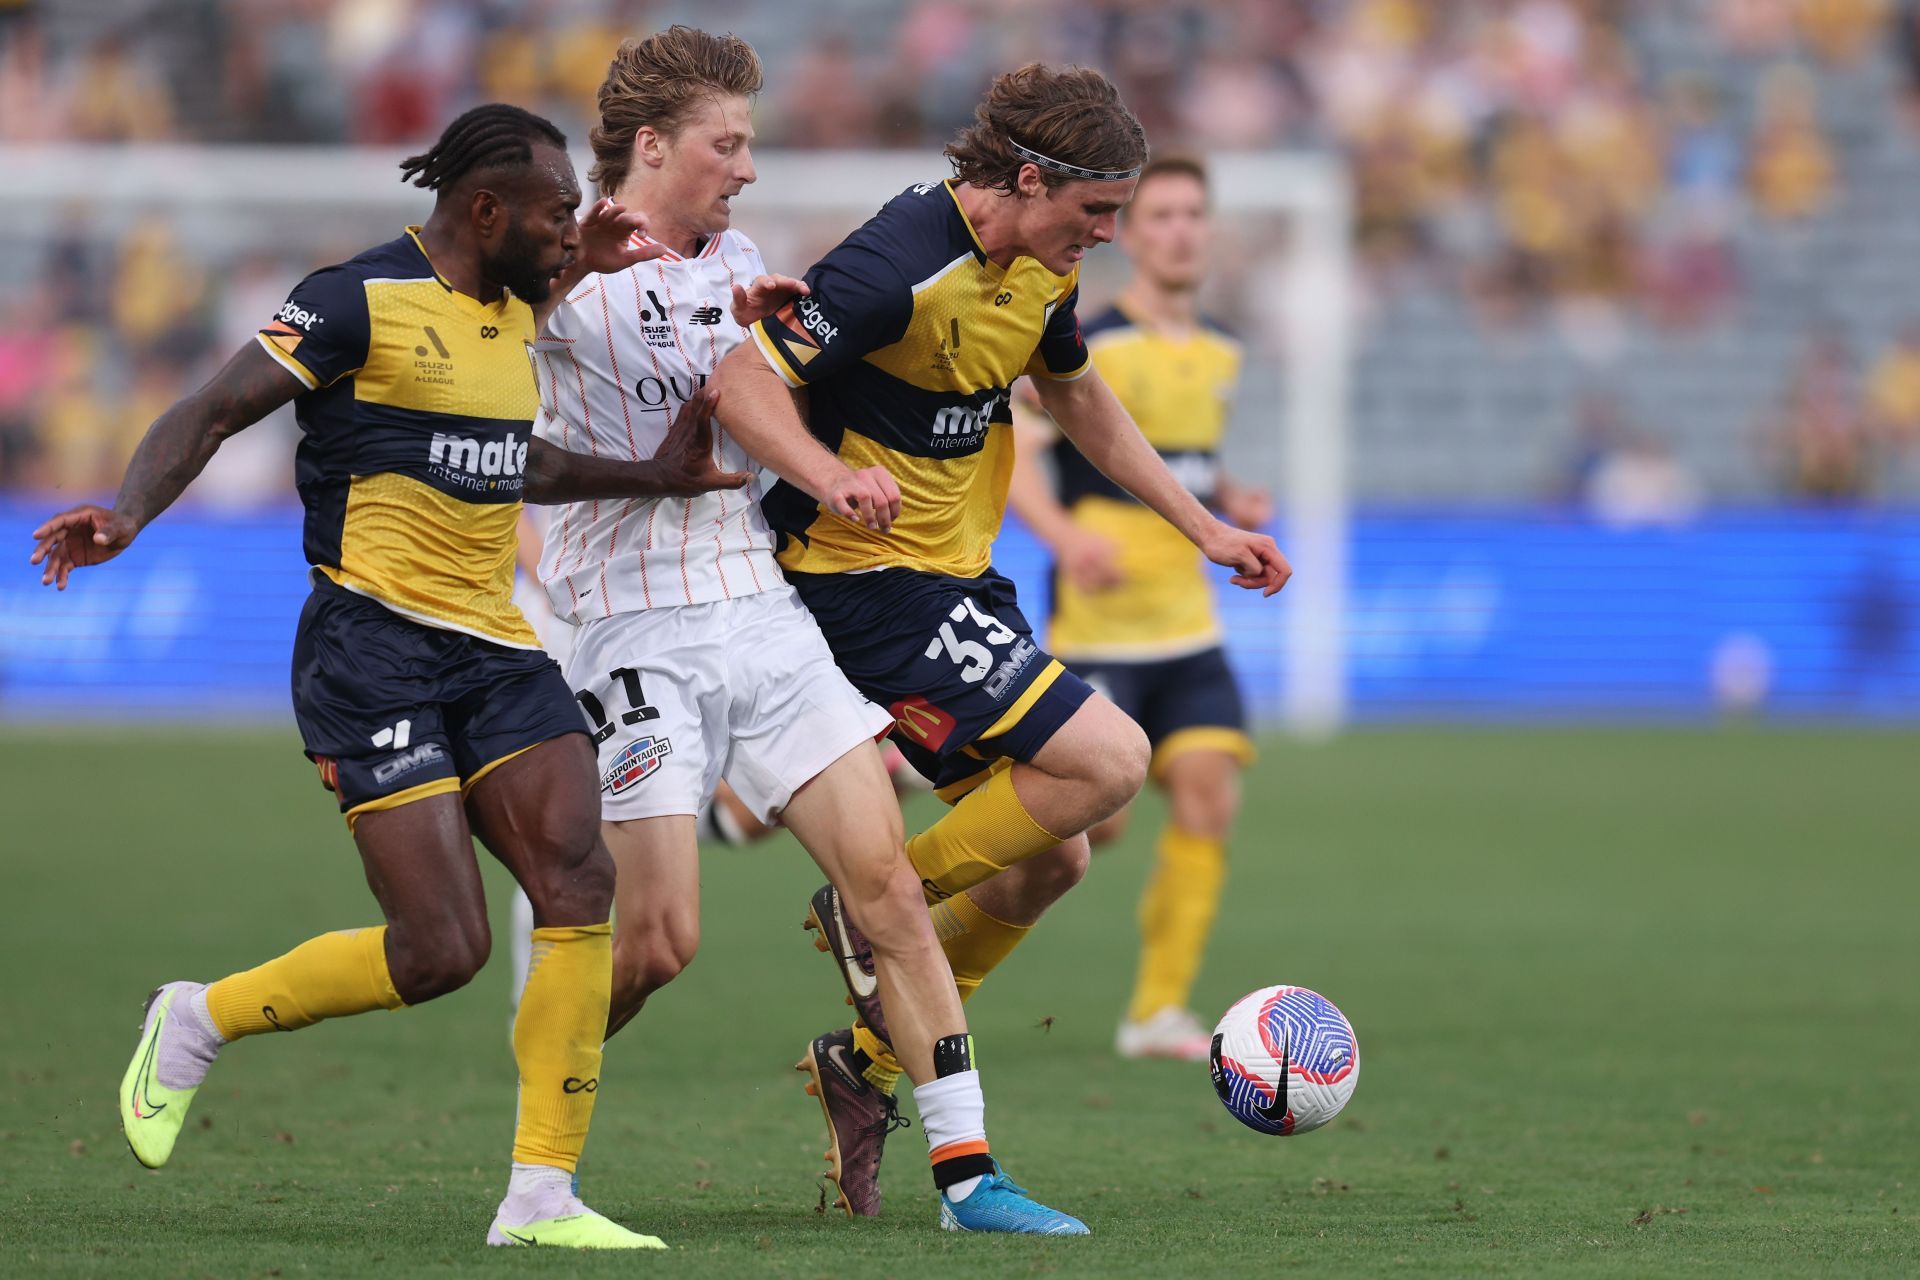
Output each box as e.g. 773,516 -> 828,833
689,304 -> 723,325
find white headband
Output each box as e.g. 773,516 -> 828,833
1006,136 -> 1142,183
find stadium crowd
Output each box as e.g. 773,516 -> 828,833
3,0 -> 1920,502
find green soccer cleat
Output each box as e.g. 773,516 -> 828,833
119,982 -> 213,1170
486,1209 -> 668,1249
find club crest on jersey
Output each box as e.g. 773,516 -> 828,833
602,735 -> 673,793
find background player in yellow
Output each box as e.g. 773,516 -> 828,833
1009,156 -> 1268,1061
30,105 -> 745,1249
710,65 -> 1290,1214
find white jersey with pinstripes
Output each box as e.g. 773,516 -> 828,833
533,228 -> 781,624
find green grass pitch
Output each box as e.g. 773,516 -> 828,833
0,726 -> 1913,1276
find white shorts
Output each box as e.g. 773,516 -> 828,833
565,585 -> 893,824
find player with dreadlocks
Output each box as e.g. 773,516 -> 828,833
31,103 -> 742,1249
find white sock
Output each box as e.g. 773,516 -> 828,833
496,1161 -> 581,1225
154,983 -> 225,1091
913,1069 -> 988,1202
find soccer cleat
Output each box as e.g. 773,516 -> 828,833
938,1160 -> 1090,1235
804,884 -> 890,1045
795,1028 -> 909,1217
486,1208 -> 666,1249
1115,1007 -> 1214,1062
119,982 -> 219,1170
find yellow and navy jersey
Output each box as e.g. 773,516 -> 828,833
1047,303 -> 1243,661
750,180 -> 1091,578
256,228 -> 541,649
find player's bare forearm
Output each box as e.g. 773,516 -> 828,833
709,343 -> 847,500
522,439 -> 744,503
117,342 -> 302,530
524,388 -> 748,503
1033,369 -> 1214,545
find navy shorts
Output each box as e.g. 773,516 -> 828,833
291,582 -> 588,818
1066,646 -> 1254,779
788,565 -> 1094,795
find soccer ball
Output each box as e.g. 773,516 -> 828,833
1209,985 -> 1359,1136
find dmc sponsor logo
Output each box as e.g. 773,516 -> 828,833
795,297 -> 838,345
602,735 -> 673,793
428,430 -> 529,491
983,637 -> 1039,700
372,742 -> 448,786
276,302 -> 324,332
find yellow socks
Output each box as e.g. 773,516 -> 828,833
512,922 -> 613,1173
1127,826 -> 1228,1024
930,891 -> 1031,1004
205,926 -> 404,1039
857,891 -> 1032,1093
906,767 -> 1060,901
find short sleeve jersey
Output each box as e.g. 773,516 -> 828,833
749,180 -> 1090,579
256,228 -> 542,648
1046,303 -> 1244,661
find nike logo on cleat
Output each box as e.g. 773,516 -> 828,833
823,1043 -> 869,1093
502,1229 -> 536,1245
132,1015 -> 167,1119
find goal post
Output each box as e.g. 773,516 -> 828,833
0,145 -> 1353,736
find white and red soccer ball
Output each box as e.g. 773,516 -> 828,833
1209,985 -> 1359,1136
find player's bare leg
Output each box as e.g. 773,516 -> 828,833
783,744 -> 960,1084
1119,747 -> 1242,1060
598,815 -> 702,1038
784,742 -> 1086,1232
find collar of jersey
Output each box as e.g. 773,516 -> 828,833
625,229 -> 724,263
404,226 -> 516,317
941,180 -> 1008,280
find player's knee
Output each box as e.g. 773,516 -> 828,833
614,909 -> 699,1004
1092,718 -> 1150,815
389,920 -> 491,1003
843,855 -> 932,956
523,828 -> 616,923
1026,835 -> 1092,903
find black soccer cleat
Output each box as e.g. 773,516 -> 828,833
803,883 -> 891,1047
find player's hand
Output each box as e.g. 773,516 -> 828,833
824,464 -> 900,532
578,198 -> 670,276
1199,519 -> 1291,597
29,504 -> 139,590
1219,482 -> 1274,532
653,388 -> 751,497
731,274 -> 809,327
1057,525 -> 1125,593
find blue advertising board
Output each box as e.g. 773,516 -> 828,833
3,502 -> 1915,722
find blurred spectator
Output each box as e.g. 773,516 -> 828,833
1748,64 -> 1836,220
58,34 -> 177,143
1866,324 -> 1920,443
1796,0 -> 1888,65
1560,392 -> 1701,527
1770,332 -> 1872,502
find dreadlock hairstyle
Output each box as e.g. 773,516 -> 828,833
399,104 -> 569,195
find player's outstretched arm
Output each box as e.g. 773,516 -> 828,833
1006,398 -> 1124,592
524,387 -> 749,503
708,342 -> 899,531
531,198 -> 667,333
30,341 -> 302,589
1033,368 -> 1291,597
